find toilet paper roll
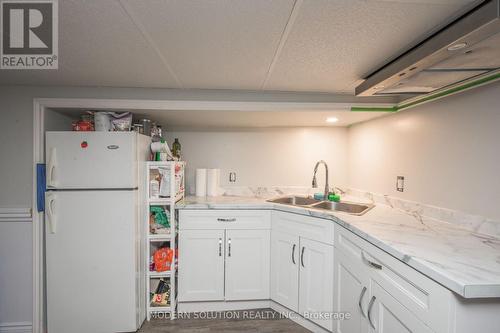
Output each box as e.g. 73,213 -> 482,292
206,169 -> 220,197
195,169 -> 207,197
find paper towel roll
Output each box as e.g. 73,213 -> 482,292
206,169 -> 220,197
195,169 -> 207,197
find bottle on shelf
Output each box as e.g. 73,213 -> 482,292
172,138 -> 181,159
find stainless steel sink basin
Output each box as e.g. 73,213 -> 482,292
267,196 -> 321,206
268,195 -> 374,216
310,201 -> 374,216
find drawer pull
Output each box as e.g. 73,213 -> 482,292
362,251 -> 382,270
367,296 -> 376,329
291,244 -> 296,264
358,286 -> 367,318
217,218 -> 236,222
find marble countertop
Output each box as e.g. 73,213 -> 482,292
178,195 -> 500,299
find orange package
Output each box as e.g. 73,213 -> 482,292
153,247 -> 174,272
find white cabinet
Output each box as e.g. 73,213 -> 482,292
178,210 -> 271,303
270,230 -> 299,311
225,229 -> 270,300
178,229 -> 225,302
334,245 -> 430,333
334,225 -> 439,333
333,249 -> 369,333
299,238 -> 334,331
270,211 -> 334,331
369,282 -> 433,333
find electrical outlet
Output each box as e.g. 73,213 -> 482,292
229,172 -> 237,183
396,176 -> 405,192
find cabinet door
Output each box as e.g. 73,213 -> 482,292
178,229 -> 225,302
270,230 -> 300,311
299,238 -> 334,331
368,282 -> 432,333
225,229 -> 270,300
334,249 -> 370,333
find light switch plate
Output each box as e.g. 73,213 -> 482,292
396,176 -> 405,192
229,172 -> 236,183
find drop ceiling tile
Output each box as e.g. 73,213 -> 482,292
0,0 -> 178,87
122,0 -> 295,90
264,0 -> 468,93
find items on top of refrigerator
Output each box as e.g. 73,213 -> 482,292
72,114 -> 94,131
71,111 -> 150,133
132,123 -> 143,133
141,119 -> 152,136
150,278 -> 170,307
94,112 -> 112,131
110,112 -> 132,131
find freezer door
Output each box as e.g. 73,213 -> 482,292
46,132 -> 138,189
45,190 -> 140,333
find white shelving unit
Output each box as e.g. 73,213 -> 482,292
145,161 -> 185,320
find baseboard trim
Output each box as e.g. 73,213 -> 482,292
269,301 -> 329,333
0,322 -> 33,333
178,300 -> 271,313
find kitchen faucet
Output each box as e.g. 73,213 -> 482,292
312,160 -> 330,200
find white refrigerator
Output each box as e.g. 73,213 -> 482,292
45,132 -> 150,333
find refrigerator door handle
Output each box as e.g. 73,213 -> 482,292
46,193 -> 57,234
47,148 -> 57,188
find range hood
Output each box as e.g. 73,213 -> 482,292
355,0 -> 500,97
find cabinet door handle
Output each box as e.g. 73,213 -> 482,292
228,238 -> 232,257
358,286 -> 367,318
367,296 -> 376,329
218,238 -> 222,256
362,251 -> 382,270
291,244 -> 296,264
217,218 -> 236,222
300,246 -> 305,268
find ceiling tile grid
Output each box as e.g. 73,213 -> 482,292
0,0 -> 476,95
263,0 -> 468,93
121,0 -> 296,89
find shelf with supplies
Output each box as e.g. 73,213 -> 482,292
147,192 -> 185,205
145,161 -> 185,320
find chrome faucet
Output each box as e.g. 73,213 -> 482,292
312,160 -> 330,200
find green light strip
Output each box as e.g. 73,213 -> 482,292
351,72 -> 500,113
350,106 -> 398,112
397,72 -> 500,111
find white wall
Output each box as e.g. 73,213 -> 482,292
165,128 -> 348,194
348,82 -> 500,221
0,221 -> 32,330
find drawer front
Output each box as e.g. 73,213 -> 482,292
179,210 -> 271,230
272,210 -> 334,245
335,225 -> 450,333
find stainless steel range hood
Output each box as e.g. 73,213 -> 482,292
355,0 -> 500,97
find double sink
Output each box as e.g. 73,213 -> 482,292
268,195 -> 374,216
